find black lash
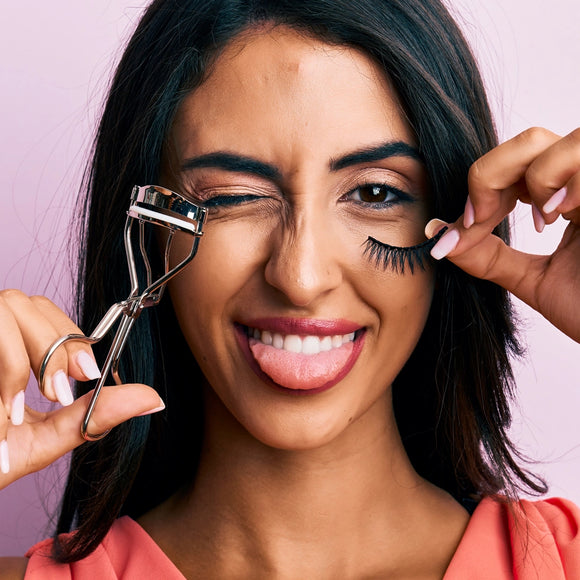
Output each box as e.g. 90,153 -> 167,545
363,227 -> 447,274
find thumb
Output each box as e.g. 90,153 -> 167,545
425,218 -> 544,299
10,384 -> 164,480
52,383 -> 165,447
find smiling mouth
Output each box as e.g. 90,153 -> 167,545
248,326 -> 356,354
235,323 -> 366,393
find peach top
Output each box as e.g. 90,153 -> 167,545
25,497 -> 580,579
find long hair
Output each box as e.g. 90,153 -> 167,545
54,0 -> 545,562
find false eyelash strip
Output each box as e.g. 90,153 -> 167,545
363,227 -> 448,274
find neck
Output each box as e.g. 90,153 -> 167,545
141,387 -> 468,578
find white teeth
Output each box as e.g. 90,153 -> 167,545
320,336 -> 332,352
302,336 -> 321,355
250,328 -> 356,354
283,335 -> 302,353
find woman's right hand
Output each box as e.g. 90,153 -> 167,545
0,289 -> 164,490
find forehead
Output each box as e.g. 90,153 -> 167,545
170,25 -> 415,163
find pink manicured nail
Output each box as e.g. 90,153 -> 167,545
0,440 -> 9,474
53,371 -> 74,406
424,218 -> 448,240
430,228 -> 460,260
532,203 -> 545,233
10,390 -> 25,426
463,197 -> 475,229
136,401 -> 166,417
543,187 -> 567,214
76,351 -> 101,381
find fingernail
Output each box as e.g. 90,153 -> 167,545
543,187 -> 567,214
53,371 -> 74,406
0,440 -> 9,474
10,391 -> 25,426
463,197 -> 475,229
136,401 -> 166,417
532,203 -> 545,233
430,228 -> 460,260
424,218 -> 448,239
76,351 -> 101,381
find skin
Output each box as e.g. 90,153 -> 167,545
428,127 -> 580,342
162,26 -> 434,453
0,25 -> 579,580
142,26 -> 466,578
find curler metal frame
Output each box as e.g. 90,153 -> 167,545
39,185 -> 207,441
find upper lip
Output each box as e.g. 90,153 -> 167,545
239,318 -> 363,336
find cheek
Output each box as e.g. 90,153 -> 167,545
356,264 -> 435,348
165,220 -> 272,340
349,268 -> 434,403
383,270 -> 434,325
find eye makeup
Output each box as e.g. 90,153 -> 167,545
363,227 -> 447,274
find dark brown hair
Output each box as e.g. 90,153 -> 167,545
54,0 -> 545,562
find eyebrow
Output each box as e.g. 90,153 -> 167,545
180,141 -> 421,179
329,141 -> 422,171
181,152 -> 281,180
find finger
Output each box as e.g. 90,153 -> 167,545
0,290 -> 70,404
466,128 -> 561,225
31,296 -> 101,382
0,384 -> 164,484
426,219 -> 546,307
0,296 -> 32,419
557,172 -> 580,226
14,385 -> 164,477
0,400 -> 8,458
431,182 -> 518,263
0,438 -> 9,475
554,173 -> 580,224
51,384 -> 165,451
526,128 -> 580,223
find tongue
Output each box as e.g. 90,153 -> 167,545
249,339 -> 354,390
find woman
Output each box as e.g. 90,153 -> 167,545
1,0 -> 579,577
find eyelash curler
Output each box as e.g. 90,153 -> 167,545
39,185 -> 207,441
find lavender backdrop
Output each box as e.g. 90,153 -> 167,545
1,0 -> 578,556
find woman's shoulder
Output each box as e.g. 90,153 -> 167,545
23,517 -> 185,579
0,558 -> 28,580
445,496 -> 580,579
479,495 -> 580,545
517,495 -> 580,529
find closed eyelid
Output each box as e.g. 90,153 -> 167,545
202,194 -> 263,207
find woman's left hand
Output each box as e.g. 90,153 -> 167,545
426,127 -> 580,343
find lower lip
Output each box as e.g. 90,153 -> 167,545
234,324 -> 366,395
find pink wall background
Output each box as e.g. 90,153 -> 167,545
1,0 -> 578,556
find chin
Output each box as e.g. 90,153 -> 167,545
214,378 -> 391,454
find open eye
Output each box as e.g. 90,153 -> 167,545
354,184 -> 397,203
346,183 -> 412,207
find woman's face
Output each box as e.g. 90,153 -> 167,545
164,26 -> 434,450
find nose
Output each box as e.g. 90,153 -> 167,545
264,211 -> 343,307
